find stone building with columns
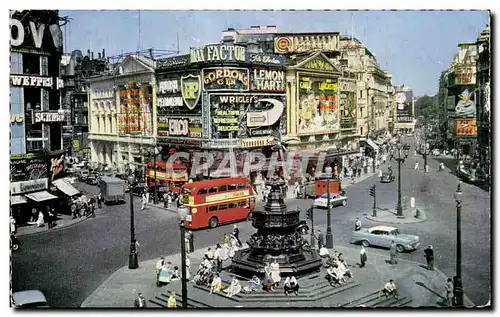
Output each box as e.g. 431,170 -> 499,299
88,54 -> 156,175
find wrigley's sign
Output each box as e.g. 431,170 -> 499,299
11,75 -> 64,90
33,111 -> 65,124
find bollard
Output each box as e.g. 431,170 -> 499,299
410,197 -> 415,208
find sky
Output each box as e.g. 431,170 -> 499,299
60,10 -> 488,97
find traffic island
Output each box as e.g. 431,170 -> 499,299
364,207 -> 427,224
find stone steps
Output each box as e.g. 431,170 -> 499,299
341,289 -> 412,308
193,275 -> 359,303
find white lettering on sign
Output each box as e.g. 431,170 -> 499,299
10,19 -> 46,48
33,112 -> 65,124
168,118 -> 189,136
203,68 -> 249,87
241,137 -> 275,148
190,45 -> 246,63
158,80 -> 179,94
252,69 -> 285,91
158,96 -> 183,108
10,75 -> 54,88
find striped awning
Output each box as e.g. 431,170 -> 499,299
25,191 -> 58,202
366,139 -> 380,151
53,179 -> 80,197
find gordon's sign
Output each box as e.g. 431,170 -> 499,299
202,68 -> 249,91
33,111 -> 65,124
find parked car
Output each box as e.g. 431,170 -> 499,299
380,172 -> 395,183
313,191 -> 348,208
12,290 -> 48,308
350,225 -> 420,252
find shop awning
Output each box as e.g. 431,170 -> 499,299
52,179 -> 80,197
25,191 -> 58,202
366,139 -> 380,151
10,195 -> 28,205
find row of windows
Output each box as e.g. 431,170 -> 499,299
208,200 -> 249,212
198,183 -> 251,195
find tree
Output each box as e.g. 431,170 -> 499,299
415,95 -> 438,121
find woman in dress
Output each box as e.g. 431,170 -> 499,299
221,239 -> 230,262
262,262 -> 274,291
225,277 -> 242,298
185,256 -> 191,280
210,273 -> 222,294
243,275 -> 261,293
319,245 -> 329,258
36,211 -> 44,227
228,237 -> 239,260
158,262 -> 172,285
270,259 -> 281,287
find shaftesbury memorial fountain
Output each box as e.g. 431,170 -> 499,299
231,178 -> 322,276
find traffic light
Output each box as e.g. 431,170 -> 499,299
306,206 -> 314,220
369,185 -> 375,197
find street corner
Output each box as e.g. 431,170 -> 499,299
364,207 -> 427,224
16,213 -> 92,237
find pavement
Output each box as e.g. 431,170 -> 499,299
365,206 -> 427,224
81,243 -> 475,308
16,212 -> 103,237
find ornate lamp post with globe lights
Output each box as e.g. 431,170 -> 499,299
127,175 -> 139,269
390,137 -> 409,217
177,206 -> 190,308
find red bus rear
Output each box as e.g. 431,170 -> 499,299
179,177 -> 256,229
145,161 -> 188,193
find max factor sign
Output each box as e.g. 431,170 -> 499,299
11,75 -> 64,90
190,45 -> 246,63
33,112 -> 65,124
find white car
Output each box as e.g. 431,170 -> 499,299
313,192 -> 348,208
12,290 -> 48,308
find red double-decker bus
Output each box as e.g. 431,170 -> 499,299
179,177 -> 256,229
145,161 -> 188,193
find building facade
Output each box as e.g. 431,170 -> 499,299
475,26 -> 490,186
393,85 -> 416,135
155,43 -> 287,178
445,42 -> 478,156
88,55 -> 157,176
10,10 -> 72,222
61,49 -> 108,159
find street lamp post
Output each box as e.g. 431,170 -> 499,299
178,206 -> 189,308
391,139 -> 409,217
152,146 -> 163,205
325,166 -> 333,248
453,182 -> 464,306
128,175 -> 139,269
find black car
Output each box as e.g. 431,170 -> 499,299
131,182 -> 147,196
380,172 -> 395,183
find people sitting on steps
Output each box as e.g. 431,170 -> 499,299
383,279 -> 399,299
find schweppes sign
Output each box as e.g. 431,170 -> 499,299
181,74 -> 201,110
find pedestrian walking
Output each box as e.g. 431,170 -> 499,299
97,193 -> 102,208
185,231 -> 192,254
188,230 -> 195,253
134,293 -> 147,308
359,246 -> 367,268
424,245 -> 434,271
378,169 -> 383,178
141,193 -> 146,210
389,240 -> 398,264
414,161 -> 419,170
445,278 -> 454,306
317,230 -> 324,248
233,224 -> 242,247
156,257 -> 165,287
354,217 -> 362,231
10,216 -> 17,234
214,244 -> 222,273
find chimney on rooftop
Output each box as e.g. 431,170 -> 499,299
250,25 -> 259,29
102,48 -> 105,59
